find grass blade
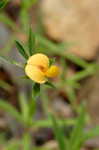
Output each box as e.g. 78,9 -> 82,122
69,104 -> 86,150
51,114 -> 66,150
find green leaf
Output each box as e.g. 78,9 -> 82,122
32,83 -> 40,98
69,104 -> 86,150
66,65 -> 96,82
15,40 -> 28,59
28,28 -> 35,56
65,54 -> 89,69
84,126 -> 99,141
45,81 -> 56,88
0,100 -> 21,122
0,55 -> 23,68
51,115 -> 66,150
0,0 -> 8,9
0,80 -> 12,91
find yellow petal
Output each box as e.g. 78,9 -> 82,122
27,53 -> 49,70
45,65 -> 59,78
25,64 -> 47,84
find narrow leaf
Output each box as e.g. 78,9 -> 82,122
51,115 -> 66,150
0,100 -> 21,122
15,41 -> 28,59
0,80 -> 12,91
69,104 -> 86,150
28,28 -> 35,56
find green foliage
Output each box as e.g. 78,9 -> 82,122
51,115 -> 66,150
21,0 -> 37,9
45,81 -> 56,88
0,94 -> 35,127
0,0 -> 8,9
0,100 -> 22,122
50,105 -> 99,150
0,13 -> 18,31
83,125 -> 99,142
1,3 -> 99,149
33,118 -> 75,128
69,105 -> 86,150
20,0 -> 37,32
67,64 -> 98,82
0,80 -> 12,91
28,28 -> 36,56
22,133 -> 31,150
28,95 -> 36,119
32,83 -> 40,98
50,105 -> 86,150
15,41 -> 29,60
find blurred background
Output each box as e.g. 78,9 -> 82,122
0,0 -> 99,150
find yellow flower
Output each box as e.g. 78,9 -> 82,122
25,53 -> 59,84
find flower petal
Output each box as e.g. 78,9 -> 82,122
45,65 -> 59,78
25,64 -> 47,84
27,53 -> 49,70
